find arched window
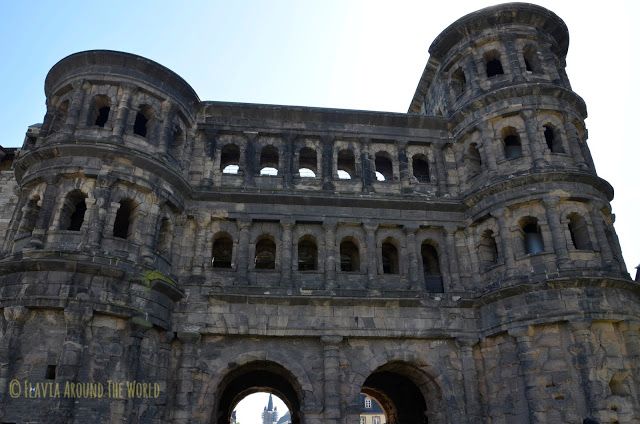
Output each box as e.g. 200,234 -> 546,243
156,217 -> 172,256
421,242 -> 443,292
523,45 -> 542,74
484,50 -> 504,78
375,152 -> 393,182
19,196 -> 41,235
451,67 -> 466,98
259,145 -> 279,176
568,213 -> 592,250
543,125 -> 564,153
89,95 -> 111,127
381,241 -> 399,274
340,239 -> 360,272
255,237 -> 276,269
466,143 -> 482,176
503,127 -> 523,159
212,233 -> 233,268
337,149 -> 356,180
133,105 -> 153,138
113,198 -> 136,239
478,230 -> 499,268
412,154 -> 430,182
297,236 -> 318,271
221,144 -> 241,174
59,190 -> 87,231
298,147 -> 317,178
521,217 -> 544,254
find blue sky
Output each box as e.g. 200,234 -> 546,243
1,0 -> 638,420
0,2 -> 637,263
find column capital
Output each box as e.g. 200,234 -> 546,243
321,335 -> 343,345
3,305 -> 29,323
363,221 -> 378,232
508,325 -> 533,339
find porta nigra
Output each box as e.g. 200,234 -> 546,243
0,3 -> 636,424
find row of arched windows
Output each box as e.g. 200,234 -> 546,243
219,143 -> 431,183
451,43 -> 547,99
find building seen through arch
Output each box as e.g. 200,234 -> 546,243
0,3 -> 636,424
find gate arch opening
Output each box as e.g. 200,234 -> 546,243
214,360 -> 302,424
362,362 -> 442,424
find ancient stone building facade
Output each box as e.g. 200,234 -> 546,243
0,3 -> 636,424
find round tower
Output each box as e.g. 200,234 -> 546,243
0,51 -> 198,422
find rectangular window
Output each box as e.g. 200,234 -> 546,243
364,398 -> 372,408
373,417 -> 381,424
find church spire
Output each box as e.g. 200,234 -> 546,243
267,393 -> 273,411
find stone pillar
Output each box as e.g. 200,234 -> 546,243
619,321 -> 640,404
158,100 -> 175,153
63,81 -> 86,133
87,181 -> 112,248
0,306 -> 28,417
479,125 -> 498,173
504,35 -> 524,83
173,332 -> 201,424
509,326 -> 545,423
569,320 -> 599,421
364,222 -> 377,287
30,181 -> 58,248
397,140 -> 411,193
281,220 -> 293,287
321,336 -> 343,423
543,196 -> 571,269
112,85 -> 133,140
563,120 -> 588,170
521,110 -> 547,168
589,205 -> 615,269
237,219 -> 251,282
283,133 -> 295,189
434,145 -> 449,195
51,303 -> 94,423
124,317 -> 153,422
458,338 -> 482,424
444,225 -> 461,290
192,212 -> 209,275
243,132 -> 257,188
360,139 -> 374,193
322,135 -> 335,191
201,130 -> 217,186
324,219 -> 337,291
405,225 -> 419,290
495,208 -> 516,275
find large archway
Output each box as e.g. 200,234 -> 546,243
214,360 -> 302,424
362,361 -> 442,424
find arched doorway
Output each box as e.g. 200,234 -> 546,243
214,361 -> 302,424
361,362 -> 442,424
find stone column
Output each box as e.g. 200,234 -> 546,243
243,132 -> 257,188
509,326 -> 545,423
433,144 -> 449,195
563,120 -> 588,170
569,320 -> 598,421
405,225 -> 419,290
495,208 -> 516,275
321,336 -> 343,423
324,219 -> 337,291
30,181 -> 58,249
112,85 -> 133,140
124,317 -> 153,422
51,303 -> 94,423
0,306 -> 28,417
479,125 -> 498,173
619,321 -> 640,403
504,35 -> 524,83
521,110 -> 547,168
202,130 -> 217,186
589,205 -> 615,269
444,225 -> 460,290
158,100 -> 175,153
237,219 -> 251,282
63,81 -> 86,133
360,139 -> 374,193
322,135 -> 335,191
173,332 -> 201,424
192,212 -> 209,275
458,338 -> 481,424
543,196 -> 571,269
281,220 -> 293,287
283,133 -> 295,189
397,140 -> 411,193
87,180 -> 112,248
363,222 -> 377,287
